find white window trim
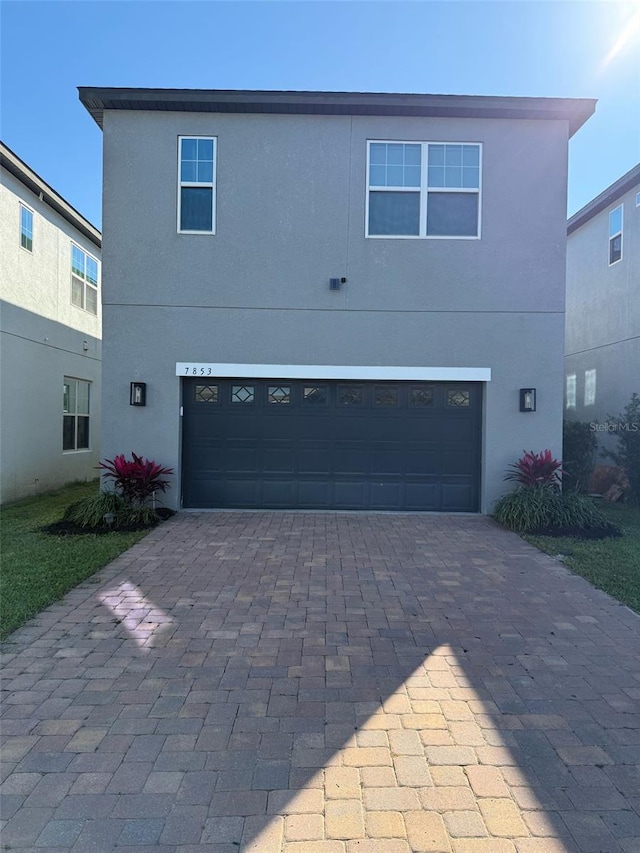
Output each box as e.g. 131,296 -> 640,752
176,363 -> 492,381
636,191 -> 640,208
566,374 -> 577,409
63,377 -> 91,454
177,135 -> 217,235
365,140 -> 482,240
608,204 -> 623,266
19,202 -> 34,253
70,243 -> 100,315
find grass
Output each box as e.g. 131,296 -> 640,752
525,501 -> 640,613
1,481 -> 149,641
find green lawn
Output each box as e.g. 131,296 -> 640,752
525,502 -> 640,613
1,482 -> 149,641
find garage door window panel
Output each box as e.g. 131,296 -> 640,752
303,386 -> 328,405
195,384 -> 219,402
447,388 -> 471,407
268,386 -> 291,404
375,387 -> 399,407
232,385 -> 255,403
338,386 -> 364,406
410,387 -> 435,407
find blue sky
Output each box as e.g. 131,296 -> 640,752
1,1 -> 638,228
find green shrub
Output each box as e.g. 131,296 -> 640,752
120,504 -> 159,527
602,393 -> 640,505
63,492 -> 128,529
493,485 -> 556,532
493,486 -> 611,533
563,420 -> 597,492
549,490 -> 608,529
63,492 -> 161,530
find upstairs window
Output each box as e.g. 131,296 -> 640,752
20,204 -> 33,251
367,141 -> 481,239
636,191 -> 640,208
63,378 -> 90,451
71,245 -> 99,315
584,369 -> 596,406
178,136 -> 216,233
609,204 -> 623,265
566,374 -> 577,409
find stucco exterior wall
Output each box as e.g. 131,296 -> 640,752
565,181 -> 640,433
0,170 -> 101,336
0,304 -> 102,503
0,167 -> 102,503
101,109 -> 570,512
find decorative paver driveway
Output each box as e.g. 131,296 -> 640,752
2,513 -> 640,852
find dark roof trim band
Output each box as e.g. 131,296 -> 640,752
78,87 -> 596,138
1,142 -> 101,248
568,163 -> 640,234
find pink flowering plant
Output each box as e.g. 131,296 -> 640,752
504,449 -> 564,490
98,453 -> 173,505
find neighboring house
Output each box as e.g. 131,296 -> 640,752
565,164 -> 640,443
79,87 -> 594,513
0,143 -> 102,504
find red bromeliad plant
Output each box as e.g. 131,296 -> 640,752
504,450 -> 564,490
98,453 -> 173,505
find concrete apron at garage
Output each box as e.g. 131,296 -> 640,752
2,512 -> 640,852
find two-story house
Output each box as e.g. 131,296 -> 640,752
0,143 -> 102,503
565,164 -> 640,444
79,88 -> 594,513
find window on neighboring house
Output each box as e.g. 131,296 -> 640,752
584,369 -> 596,406
178,136 -> 216,233
566,374 -> 577,409
20,204 -> 33,251
63,378 -> 90,451
71,245 -> 99,314
367,141 -> 481,238
609,204 -> 623,265
636,191 -> 640,207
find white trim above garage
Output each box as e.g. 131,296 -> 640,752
176,363 -> 492,381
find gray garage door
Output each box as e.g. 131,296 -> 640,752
182,378 -> 482,511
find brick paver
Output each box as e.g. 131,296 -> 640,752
2,511 -> 640,851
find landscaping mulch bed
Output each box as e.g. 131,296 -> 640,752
527,522 -> 622,540
42,507 -> 175,536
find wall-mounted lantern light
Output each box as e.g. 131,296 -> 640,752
130,382 -> 147,407
519,388 -> 536,412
